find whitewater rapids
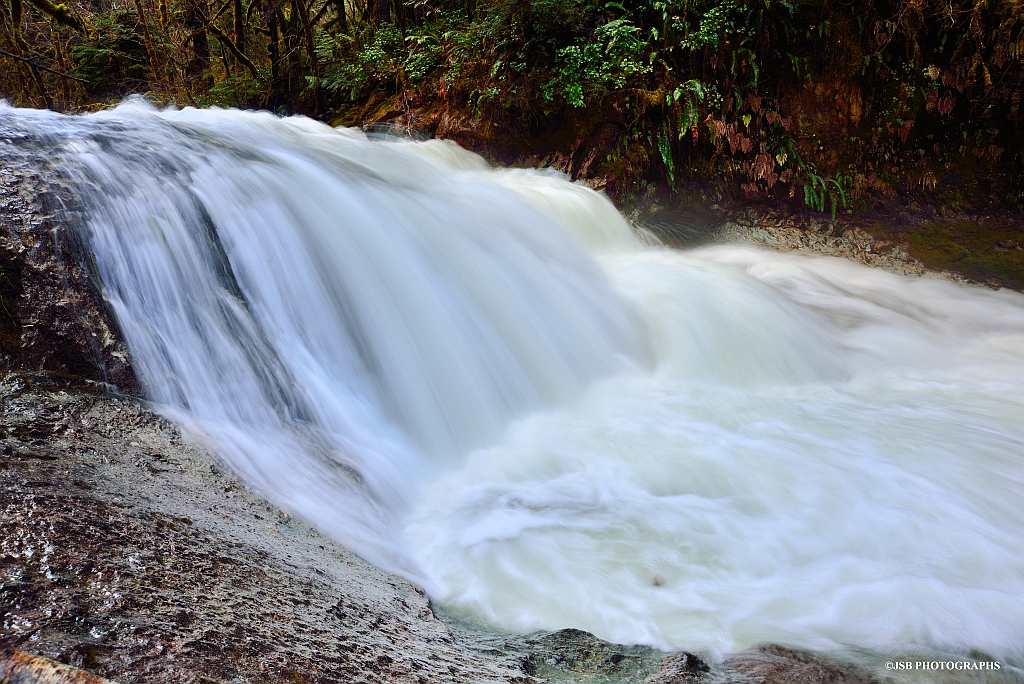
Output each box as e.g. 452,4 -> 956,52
3,100 -> 1023,676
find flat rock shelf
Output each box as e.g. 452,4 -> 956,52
0,374 -> 878,684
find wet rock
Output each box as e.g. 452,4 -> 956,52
688,209 -> 1024,291
437,614 -> 715,684
0,646 -> 114,683
645,652 -> 711,684
714,218 -> 927,278
0,374 -> 525,683
0,146 -> 137,393
511,628 -> 669,684
721,645 -> 877,684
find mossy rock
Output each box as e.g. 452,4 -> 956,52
906,220 -> 1024,291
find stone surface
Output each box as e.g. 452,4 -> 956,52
0,646 -> 114,683
0,374 -> 528,683
714,218 -> 928,277
0,145 -> 137,394
722,646 -> 877,684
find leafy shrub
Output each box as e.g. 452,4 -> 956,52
71,9 -> 151,94
542,18 -> 652,107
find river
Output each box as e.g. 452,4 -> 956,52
4,99 -> 1023,678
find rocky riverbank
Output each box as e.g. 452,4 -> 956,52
637,203 -> 1023,292
0,372 -> 529,683
714,216 -> 928,278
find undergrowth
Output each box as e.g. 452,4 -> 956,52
3,0 -> 1024,211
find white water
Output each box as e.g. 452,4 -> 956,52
4,100 -> 1024,674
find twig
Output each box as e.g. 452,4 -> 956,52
0,47 -> 90,83
208,23 -> 260,76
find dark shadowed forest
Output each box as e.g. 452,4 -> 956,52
3,0 -> 1024,217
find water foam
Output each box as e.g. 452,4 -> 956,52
409,247 -> 1024,665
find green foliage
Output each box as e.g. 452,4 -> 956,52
405,36 -> 442,81
6,0 -> 1024,209
541,18 -> 652,107
70,9 -> 150,92
802,166 -> 852,218
678,0 -> 741,51
210,73 -> 266,107
668,79 -> 705,134
315,24 -> 405,99
657,121 -> 675,182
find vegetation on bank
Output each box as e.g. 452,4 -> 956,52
2,0 -> 1024,214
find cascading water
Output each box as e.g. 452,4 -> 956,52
3,99 -> 1024,677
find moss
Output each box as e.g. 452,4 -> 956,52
906,220 -> 1024,291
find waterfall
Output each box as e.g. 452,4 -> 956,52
4,99 -> 1024,672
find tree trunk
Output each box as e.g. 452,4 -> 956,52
390,0 -> 404,35
183,0 -> 213,88
10,0 -> 27,50
292,0 -> 319,112
49,20 -> 71,109
233,0 -> 245,54
280,8 -> 302,110
332,0 -> 346,31
8,0 -> 52,108
268,9 -> 279,82
370,0 -> 388,26
132,0 -> 161,82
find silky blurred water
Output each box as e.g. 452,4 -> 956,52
4,99 -> 1023,675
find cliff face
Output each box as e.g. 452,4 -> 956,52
0,150 -> 137,394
